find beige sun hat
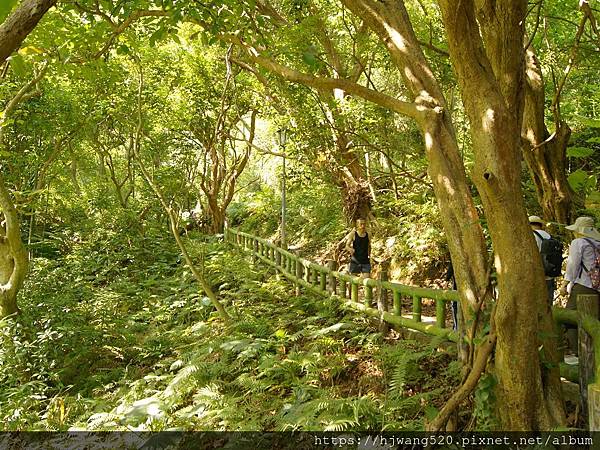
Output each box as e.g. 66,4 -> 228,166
528,215 -> 544,226
566,216 -> 600,241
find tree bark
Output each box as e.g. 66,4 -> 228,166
439,0 -> 565,429
0,0 -> 57,65
0,173 -> 28,318
522,46 -> 574,225
218,0 -> 563,428
0,66 -> 47,318
339,0 -> 490,363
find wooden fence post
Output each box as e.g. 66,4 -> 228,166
351,280 -> 358,302
320,268 -> 327,292
365,282 -> 373,307
327,260 -> 338,294
589,383 -> 600,431
393,290 -> 401,316
252,239 -> 258,263
295,251 -> 302,296
340,279 -> 347,299
578,293 -> 599,425
377,261 -> 390,333
436,300 -> 445,328
304,262 -> 311,285
413,295 -> 422,322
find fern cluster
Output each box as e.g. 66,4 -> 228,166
1,237 -> 459,432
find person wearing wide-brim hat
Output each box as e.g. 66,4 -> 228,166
560,216 -> 600,354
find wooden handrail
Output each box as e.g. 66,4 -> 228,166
226,228 -> 457,332
224,227 -> 598,387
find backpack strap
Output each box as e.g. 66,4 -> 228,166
580,238 -> 600,274
532,230 -> 546,241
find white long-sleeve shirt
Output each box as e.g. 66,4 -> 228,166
564,237 -> 600,292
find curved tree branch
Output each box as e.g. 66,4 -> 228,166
427,333 -> 497,431
0,0 -> 56,65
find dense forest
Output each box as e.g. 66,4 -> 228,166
0,0 -> 600,440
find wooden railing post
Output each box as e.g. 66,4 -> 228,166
436,300 -> 445,328
393,290 -> 401,316
340,278 -> 347,299
295,251 -> 303,296
589,383 -> 600,431
365,282 -> 373,307
578,293 -> 599,425
320,268 -> 327,292
327,260 -> 337,294
253,239 -> 258,263
377,261 -> 390,332
351,280 -> 358,302
413,295 -> 422,322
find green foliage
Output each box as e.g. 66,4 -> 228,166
567,169 -> 597,194
0,233 -> 459,431
567,146 -> 595,158
473,373 -> 499,430
0,0 -> 18,22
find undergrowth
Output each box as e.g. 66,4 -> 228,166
0,230 -> 459,431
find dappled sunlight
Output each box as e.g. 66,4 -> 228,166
383,26 -> 407,51
436,174 -> 456,196
424,131 -> 434,149
482,108 -> 496,132
494,253 -> 503,275
463,286 -> 478,305
526,66 -> 541,83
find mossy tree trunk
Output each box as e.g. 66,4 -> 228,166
439,0 -> 565,428
0,177 -> 28,319
0,66 -> 48,318
522,46 -> 575,225
207,0 -> 565,428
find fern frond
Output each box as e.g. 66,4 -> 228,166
323,418 -> 357,431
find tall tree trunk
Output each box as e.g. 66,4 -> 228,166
0,66 -> 47,318
440,0 -> 565,429
0,175 -> 28,318
522,47 -> 574,225
339,0 -> 490,362
210,206 -> 225,234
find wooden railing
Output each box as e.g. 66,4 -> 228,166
225,228 -> 459,342
224,227 -> 600,429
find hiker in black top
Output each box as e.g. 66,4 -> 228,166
528,215 -> 557,305
344,218 -> 371,278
